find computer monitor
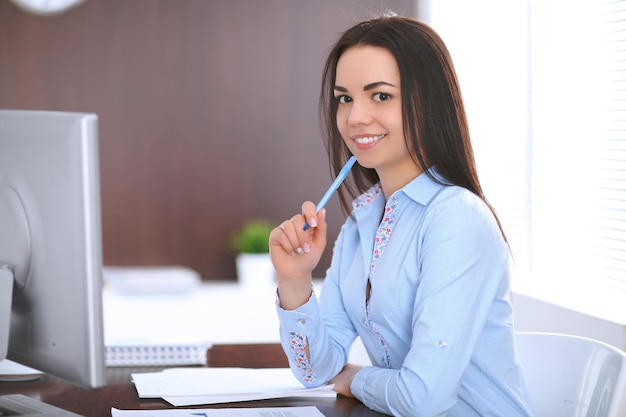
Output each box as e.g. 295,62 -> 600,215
0,109 -> 107,390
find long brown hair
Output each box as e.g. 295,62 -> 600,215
320,14 -> 505,238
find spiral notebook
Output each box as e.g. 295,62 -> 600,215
106,341 -> 212,367
103,266 -> 213,367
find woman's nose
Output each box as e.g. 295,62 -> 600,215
347,100 -> 372,126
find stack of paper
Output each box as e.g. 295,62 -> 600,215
112,406 -> 326,417
132,367 -> 336,406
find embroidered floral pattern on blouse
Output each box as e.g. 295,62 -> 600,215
366,305 -> 393,368
352,183 -> 384,211
355,187 -> 400,370
371,194 -> 400,271
288,332 -> 316,383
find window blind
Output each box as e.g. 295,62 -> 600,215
590,0 -> 626,293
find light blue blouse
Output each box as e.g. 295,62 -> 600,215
276,169 -> 535,416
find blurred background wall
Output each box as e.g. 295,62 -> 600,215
0,0 -> 414,279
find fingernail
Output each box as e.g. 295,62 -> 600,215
303,243 -> 311,253
296,247 -> 304,255
309,217 -> 318,228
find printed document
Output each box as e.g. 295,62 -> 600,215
132,367 -> 335,406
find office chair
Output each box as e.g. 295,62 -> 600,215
516,331 -> 626,417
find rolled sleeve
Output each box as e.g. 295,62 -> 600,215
351,366 -> 395,413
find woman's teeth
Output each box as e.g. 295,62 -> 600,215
354,134 -> 386,144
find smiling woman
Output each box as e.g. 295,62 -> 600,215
269,14 -> 535,417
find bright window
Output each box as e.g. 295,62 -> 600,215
419,0 -> 626,299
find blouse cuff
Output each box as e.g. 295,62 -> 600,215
275,287 -> 321,333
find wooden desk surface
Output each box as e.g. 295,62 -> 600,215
0,344 -> 384,417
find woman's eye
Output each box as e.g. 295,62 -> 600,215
373,93 -> 391,102
336,95 -> 352,104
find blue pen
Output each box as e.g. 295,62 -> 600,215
303,155 -> 357,231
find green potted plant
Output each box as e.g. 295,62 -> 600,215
230,220 -> 273,254
230,220 -> 275,289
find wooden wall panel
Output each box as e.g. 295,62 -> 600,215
0,0 -> 414,279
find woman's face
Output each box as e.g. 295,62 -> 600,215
334,45 -> 418,184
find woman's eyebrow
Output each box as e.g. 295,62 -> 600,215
334,81 -> 396,93
363,81 -> 396,91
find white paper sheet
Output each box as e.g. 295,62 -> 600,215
111,405 -> 325,417
132,367 -> 336,406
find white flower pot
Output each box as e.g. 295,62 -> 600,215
235,253 -> 275,290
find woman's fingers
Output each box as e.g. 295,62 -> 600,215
269,201 -> 328,264
269,204 -> 328,283
302,201 -> 318,229
275,216 -> 309,256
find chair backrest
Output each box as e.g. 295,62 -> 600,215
516,332 -> 626,417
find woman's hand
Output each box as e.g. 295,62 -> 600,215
330,363 -> 363,397
269,201 -> 328,309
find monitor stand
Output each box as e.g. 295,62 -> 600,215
0,269 -> 71,416
0,266 -> 40,381
0,182 -> 32,363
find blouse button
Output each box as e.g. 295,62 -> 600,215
438,340 -> 448,349
297,319 -> 306,326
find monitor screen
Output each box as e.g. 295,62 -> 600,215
0,109 -> 107,389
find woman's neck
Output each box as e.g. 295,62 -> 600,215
378,162 -> 423,199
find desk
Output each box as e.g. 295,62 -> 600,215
0,344 -> 384,417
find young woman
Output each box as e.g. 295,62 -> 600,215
269,14 -> 534,417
